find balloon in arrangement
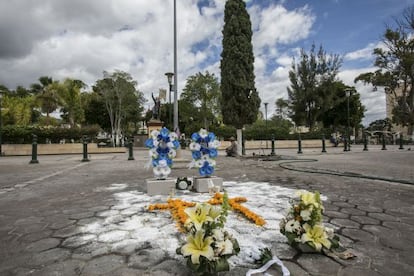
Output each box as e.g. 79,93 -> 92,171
189,128 -> 220,177
145,127 -> 180,179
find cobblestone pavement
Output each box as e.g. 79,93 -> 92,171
0,146 -> 413,276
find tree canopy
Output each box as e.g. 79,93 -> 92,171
287,44 -> 342,130
355,5 -> 414,136
220,0 -> 260,129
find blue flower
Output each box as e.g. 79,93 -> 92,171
199,163 -> 214,177
209,148 -> 218,158
200,146 -> 210,155
192,151 -> 202,160
191,132 -> 201,142
207,132 -> 215,142
145,138 -> 154,148
173,140 -> 180,149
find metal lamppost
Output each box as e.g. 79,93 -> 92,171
264,102 -> 268,149
0,92 -> 3,156
165,72 -> 174,128
172,0 -> 178,132
345,89 -> 352,151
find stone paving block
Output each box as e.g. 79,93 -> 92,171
271,242 -> 298,260
61,234 -> 96,248
27,248 -> 71,267
367,212 -> 400,222
282,260 -> 310,275
350,215 -> 380,225
324,210 -> 349,219
150,259 -> 192,275
331,201 -> 355,208
20,230 -> 53,242
340,207 -> 366,216
72,242 -> 110,260
355,205 -> 383,213
338,267 -> 382,276
53,224 -> 84,238
69,211 -> 95,220
341,228 -> 375,242
331,218 -> 361,229
145,178 -> 176,196
98,230 -> 129,243
82,255 -> 125,275
128,248 -> 166,269
29,259 -> 85,276
297,254 -> 341,275
25,237 -> 61,252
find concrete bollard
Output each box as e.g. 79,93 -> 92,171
321,135 -> 327,153
399,134 -> 404,150
128,137 -> 135,160
29,134 -> 39,164
82,136 -> 90,162
381,134 -> 387,150
363,134 -> 368,151
297,134 -> 303,154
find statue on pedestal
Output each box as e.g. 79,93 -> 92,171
152,92 -> 161,120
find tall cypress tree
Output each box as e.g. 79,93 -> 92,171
220,0 -> 260,130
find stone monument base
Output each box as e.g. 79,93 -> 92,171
146,178 -> 176,196
193,176 -> 223,193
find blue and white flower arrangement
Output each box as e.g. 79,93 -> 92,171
145,127 -> 180,179
189,128 -> 220,177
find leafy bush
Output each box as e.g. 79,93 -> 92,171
2,125 -> 101,144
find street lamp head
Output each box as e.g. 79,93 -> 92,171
345,89 -> 352,97
264,102 -> 268,107
165,72 -> 174,85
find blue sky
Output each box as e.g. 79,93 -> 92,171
1,0 -> 414,125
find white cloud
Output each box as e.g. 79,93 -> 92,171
344,42 -> 382,61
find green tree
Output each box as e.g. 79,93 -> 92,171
355,6 -> 414,137
1,94 -> 35,126
81,92 -> 111,131
59,79 -> 85,127
220,0 -> 260,154
288,44 -> 342,130
93,71 -> 144,146
181,71 -> 221,130
275,98 -> 290,119
31,77 -> 61,124
321,84 -> 365,136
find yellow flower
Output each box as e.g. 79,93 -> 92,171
301,224 -> 331,251
209,205 -> 221,220
299,191 -> 320,208
181,230 -> 214,264
184,203 -> 213,230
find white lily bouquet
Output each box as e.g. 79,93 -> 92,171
177,193 -> 240,275
280,190 -> 340,253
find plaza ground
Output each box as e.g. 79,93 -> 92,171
0,145 -> 413,275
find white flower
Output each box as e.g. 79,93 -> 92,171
189,142 -> 201,151
215,239 -> 233,255
195,160 -> 204,168
325,227 -> 335,239
208,140 -> 220,149
199,128 -> 208,138
285,219 -> 301,233
208,159 -> 216,167
150,130 -> 159,139
212,229 -> 224,241
153,166 -> 171,179
168,149 -> 176,159
158,159 -> 168,168
169,132 -> 178,140
149,148 -> 158,158
167,141 -> 175,149
153,139 -> 159,147
300,209 -> 312,221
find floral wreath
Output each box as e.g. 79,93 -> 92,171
145,127 -> 180,179
189,128 -> 220,177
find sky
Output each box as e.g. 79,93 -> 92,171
1,0 -> 414,126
